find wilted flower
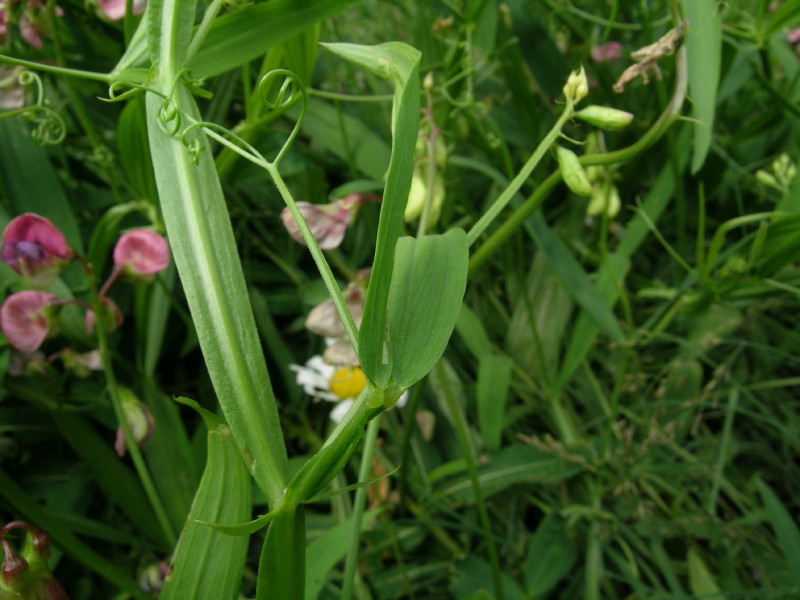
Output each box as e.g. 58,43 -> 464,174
113,229 -> 170,284
281,194 -> 375,250
0,67 -> 25,109
114,387 -> 154,457
57,348 -> 102,378
305,268 -> 369,339
2,213 -> 72,288
592,41 -> 622,63
0,291 -> 58,352
6,349 -> 46,376
96,0 -> 145,21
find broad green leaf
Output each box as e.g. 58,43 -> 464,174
687,546 -> 725,599
523,513 -> 577,597
387,229 -> 469,388
160,420 -> 251,600
322,42 -> 421,387
757,479 -> 800,589
146,19 -> 288,502
476,353 -> 512,452
682,0 -> 722,173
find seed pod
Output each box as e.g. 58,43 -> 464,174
575,105 -> 634,130
555,145 -> 593,197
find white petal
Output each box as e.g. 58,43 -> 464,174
329,399 -> 354,423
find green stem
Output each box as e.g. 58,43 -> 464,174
435,362 -> 504,600
268,165 -> 361,355
341,417 -> 381,600
466,100 -> 574,247
0,54 -> 112,83
93,297 -> 177,547
469,43 -> 688,272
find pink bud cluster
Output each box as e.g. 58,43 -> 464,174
0,0 -> 63,50
1,213 -> 170,355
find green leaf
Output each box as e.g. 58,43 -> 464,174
523,513 -> 577,597
160,421 -> 252,600
687,546 -> 725,599
476,353 -> 513,452
322,42 -> 421,387
757,479 -> 800,589
387,229 -> 469,388
682,0 -> 722,173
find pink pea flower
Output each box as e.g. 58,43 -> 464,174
113,229 -> 170,284
2,213 -> 72,288
0,290 -> 58,352
280,193 -> 377,250
0,67 -> 25,109
97,0 -> 145,20
0,6 -> 9,47
592,41 -> 622,63
14,1 -> 64,50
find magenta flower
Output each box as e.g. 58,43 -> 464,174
592,41 -> 622,63
0,291 -> 57,352
97,0 -> 145,20
280,193 -> 376,250
113,229 -> 170,284
2,214 -> 72,288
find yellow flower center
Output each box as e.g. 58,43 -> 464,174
329,366 -> 367,400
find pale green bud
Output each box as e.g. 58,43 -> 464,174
563,66 -> 588,105
556,145 -> 592,197
587,180 -> 621,218
755,170 -> 780,191
575,105 -> 634,130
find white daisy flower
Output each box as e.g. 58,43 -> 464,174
289,355 -> 408,423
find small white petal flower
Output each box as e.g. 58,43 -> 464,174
289,355 -> 339,402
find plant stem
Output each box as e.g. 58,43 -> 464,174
465,100 -> 574,247
435,361 -> 504,600
341,416 -> 381,600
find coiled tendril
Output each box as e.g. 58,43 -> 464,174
257,69 -> 307,166
0,70 -> 66,145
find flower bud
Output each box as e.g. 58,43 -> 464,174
587,180 -> 621,218
575,105 -> 634,131
95,0 -> 145,21
592,41 -> 622,63
85,297 -> 123,335
0,291 -> 59,352
403,171 -> 445,227
113,230 -> 170,284
1,538 -> 29,591
555,145 -> 592,197
1,214 -> 72,288
114,387 -> 155,457
562,66 -> 588,105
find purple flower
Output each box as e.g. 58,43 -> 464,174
0,290 -> 58,352
2,214 -> 72,288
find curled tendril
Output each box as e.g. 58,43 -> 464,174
256,69 -> 307,166
102,80 -> 161,103
181,120 -> 268,168
0,70 -> 66,145
157,98 -> 182,136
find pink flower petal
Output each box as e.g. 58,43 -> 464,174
0,290 -> 56,352
113,229 -> 170,279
